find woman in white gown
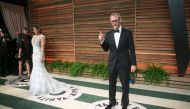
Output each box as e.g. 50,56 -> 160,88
29,25 -> 67,96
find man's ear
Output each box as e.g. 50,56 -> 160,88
119,17 -> 122,22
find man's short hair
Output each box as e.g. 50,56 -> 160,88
110,13 -> 121,21
23,27 -> 28,31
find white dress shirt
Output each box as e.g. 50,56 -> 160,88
114,26 -> 122,48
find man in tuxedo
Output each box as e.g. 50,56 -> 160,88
0,28 -> 9,77
98,13 -> 137,109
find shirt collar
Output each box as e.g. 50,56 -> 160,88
118,25 -> 122,33
114,25 -> 122,33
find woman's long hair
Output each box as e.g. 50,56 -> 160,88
33,25 -> 42,34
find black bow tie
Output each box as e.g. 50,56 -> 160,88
114,29 -> 119,33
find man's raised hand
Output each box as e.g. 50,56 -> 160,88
98,31 -> 104,43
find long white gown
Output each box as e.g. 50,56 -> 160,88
29,34 -> 67,96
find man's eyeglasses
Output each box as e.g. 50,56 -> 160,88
111,20 -> 119,23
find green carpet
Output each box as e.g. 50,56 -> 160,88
0,93 -> 61,109
75,93 -> 172,109
76,93 -> 107,103
17,78 -> 190,102
1,77 -> 189,109
55,78 -> 190,102
0,79 -> 7,85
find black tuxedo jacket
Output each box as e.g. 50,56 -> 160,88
0,36 -> 8,56
101,27 -> 137,73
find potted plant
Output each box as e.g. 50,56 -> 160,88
44,60 -> 53,71
142,64 -> 170,85
69,62 -> 86,77
90,62 -> 108,80
60,61 -> 73,74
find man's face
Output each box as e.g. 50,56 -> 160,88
22,29 -> 27,34
110,15 -> 121,29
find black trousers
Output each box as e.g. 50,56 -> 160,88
0,55 -> 8,76
109,62 -> 130,107
9,55 -> 18,75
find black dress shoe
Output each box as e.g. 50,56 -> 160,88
1,74 -> 7,77
122,106 -> 127,109
105,104 -> 116,109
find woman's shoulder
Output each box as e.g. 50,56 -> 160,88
33,34 -> 45,39
40,34 -> 45,39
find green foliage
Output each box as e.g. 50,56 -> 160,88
61,62 -> 73,73
45,60 -> 170,86
90,62 -> 108,80
44,60 -> 52,69
142,64 -> 170,85
49,60 -> 63,69
44,60 -> 73,74
44,60 -> 49,66
69,62 -> 87,77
